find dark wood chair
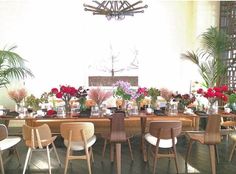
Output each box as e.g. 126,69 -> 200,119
101,112 -> 134,161
144,120 -> 182,174
185,115 -> 221,174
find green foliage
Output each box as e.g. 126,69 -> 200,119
0,46 -> 34,88
181,27 -> 230,88
229,93 -> 236,104
25,95 -> 41,111
148,87 -> 160,98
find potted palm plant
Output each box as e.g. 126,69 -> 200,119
181,26 -> 230,88
0,46 -> 34,88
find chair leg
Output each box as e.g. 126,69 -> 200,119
23,148 -> 32,174
185,139 -> 193,165
90,147 -> 94,163
64,147 -> 70,174
153,146 -> 159,174
127,138 -> 134,161
85,147 -> 92,174
215,145 -> 219,164
52,142 -> 61,166
102,139 -> 107,159
46,146 -> 51,174
229,142 -> 236,162
0,152 -> 5,174
110,143 -> 114,162
209,145 -> 216,174
173,145 -> 179,174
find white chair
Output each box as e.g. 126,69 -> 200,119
60,122 -> 96,174
145,120 -> 182,174
22,124 -> 61,174
0,124 -> 21,174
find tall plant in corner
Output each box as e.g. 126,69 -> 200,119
181,27 -> 230,88
0,46 -> 34,88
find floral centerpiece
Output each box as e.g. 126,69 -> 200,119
76,86 -> 89,111
197,85 -> 228,114
51,85 -> 78,113
173,93 -> 196,112
113,80 -> 136,109
135,87 -> 148,109
148,87 -> 160,109
88,87 -> 113,107
8,88 -> 27,111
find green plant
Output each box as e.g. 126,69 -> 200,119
181,27 -> 230,88
229,93 -> 236,104
0,46 -> 34,88
25,94 -> 41,111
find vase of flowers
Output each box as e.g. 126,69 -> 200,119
148,87 -> 160,109
51,85 -> 78,115
135,87 -> 148,110
8,88 -> 27,113
113,80 -> 137,111
76,86 -> 89,111
197,85 -> 228,114
160,88 -> 174,113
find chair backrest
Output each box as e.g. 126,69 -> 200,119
204,114 -> 221,144
60,122 -> 95,142
0,124 -> 8,141
110,113 -> 125,133
110,113 -> 126,142
22,124 -> 52,148
149,121 -> 182,139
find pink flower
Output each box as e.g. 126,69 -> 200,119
88,87 -> 112,106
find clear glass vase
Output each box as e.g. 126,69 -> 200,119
207,101 -> 218,115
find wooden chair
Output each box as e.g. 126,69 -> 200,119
185,115 -> 221,174
0,124 -> 21,174
101,112 -> 134,161
60,122 -> 96,174
22,124 -> 61,174
144,120 -> 182,174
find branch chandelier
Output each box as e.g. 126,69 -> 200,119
83,1 -> 148,20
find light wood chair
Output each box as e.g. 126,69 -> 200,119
22,124 -> 61,174
0,124 -> 21,174
101,112 -> 134,161
60,122 -> 96,174
185,115 -> 221,174
144,120 -> 182,174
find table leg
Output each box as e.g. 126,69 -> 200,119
116,143 -> 121,174
140,117 -> 147,161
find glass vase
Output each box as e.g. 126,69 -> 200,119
207,101 -> 218,115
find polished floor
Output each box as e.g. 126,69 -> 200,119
3,133 -> 236,174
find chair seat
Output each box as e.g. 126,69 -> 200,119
0,136 -> 21,151
144,133 -> 177,148
229,134 -> 236,141
186,132 -> 204,144
64,135 -> 96,151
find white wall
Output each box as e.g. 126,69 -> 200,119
0,0 -> 220,108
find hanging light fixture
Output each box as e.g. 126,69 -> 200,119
84,1 -> 148,20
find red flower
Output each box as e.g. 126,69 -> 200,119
221,85 -> 228,92
47,109 -> 57,116
51,88 -> 58,94
197,88 -> 203,94
56,92 -> 63,98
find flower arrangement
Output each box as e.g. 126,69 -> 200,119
135,87 -> 148,107
8,88 -> 27,105
51,85 -> 78,112
173,93 -> 196,107
88,87 -> 113,107
113,80 -> 136,100
160,88 -> 173,102
76,86 -> 89,111
197,85 -> 228,103
197,85 -> 228,114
